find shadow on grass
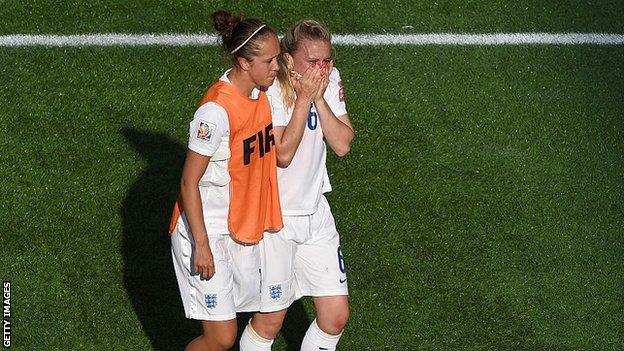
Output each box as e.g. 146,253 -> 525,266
121,128 -> 311,350
121,128 -> 197,350
280,301 -> 313,351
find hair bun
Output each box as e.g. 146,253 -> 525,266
212,10 -> 242,40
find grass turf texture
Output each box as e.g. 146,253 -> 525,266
1,1 -> 624,35
333,45 -> 624,350
1,44 -> 622,350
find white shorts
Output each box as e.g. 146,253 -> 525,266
259,195 -> 348,312
171,215 -> 261,321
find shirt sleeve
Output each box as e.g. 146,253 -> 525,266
188,102 -> 229,157
324,67 -> 348,118
265,81 -> 289,127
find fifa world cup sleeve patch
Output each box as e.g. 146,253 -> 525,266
196,121 -> 216,143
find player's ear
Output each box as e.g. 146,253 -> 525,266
237,56 -> 252,71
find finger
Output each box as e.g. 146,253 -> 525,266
289,73 -> 300,87
290,70 -> 302,80
301,66 -> 314,79
313,70 -> 324,84
289,75 -> 298,87
308,68 -> 321,82
198,265 -> 209,279
204,267 -> 215,280
321,75 -> 329,87
310,64 -> 322,76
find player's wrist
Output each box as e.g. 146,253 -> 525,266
294,97 -> 314,108
313,95 -> 326,106
193,235 -> 210,247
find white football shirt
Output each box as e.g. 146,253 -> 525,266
266,67 -> 348,215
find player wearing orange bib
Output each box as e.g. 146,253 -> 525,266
169,10 -> 282,351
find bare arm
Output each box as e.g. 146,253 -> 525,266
274,66 -> 322,167
180,150 -> 215,280
315,101 -> 354,157
314,62 -> 354,157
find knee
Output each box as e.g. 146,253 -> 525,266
252,313 -> 285,339
263,316 -> 285,338
207,330 -> 237,350
187,332 -> 236,351
213,333 -> 236,350
319,306 -> 349,335
332,306 -> 349,332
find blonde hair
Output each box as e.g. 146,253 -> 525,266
277,20 -> 332,109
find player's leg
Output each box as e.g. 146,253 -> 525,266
295,196 -> 349,351
299,317 -> 343,351
171,224 -> 239,350
299,295 -> 349,351
186,319 -> 237,351
249,309 -> 288,338
239,310 -> 287,351
312,295 -> 349,335
240,219 -> 302,350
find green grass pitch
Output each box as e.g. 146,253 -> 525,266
1,1 -> 623,350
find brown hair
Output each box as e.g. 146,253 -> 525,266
277,20 -> 332,109
211,10 -> 276,65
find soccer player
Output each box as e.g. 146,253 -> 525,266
168,10 -> 283,351
240,20 -> 354,351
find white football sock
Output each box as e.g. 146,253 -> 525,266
300,319 -> 342,351
239,320 -> 274,351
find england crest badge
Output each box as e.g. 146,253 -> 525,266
205,293 -> 218,309
269,284 -> 282,301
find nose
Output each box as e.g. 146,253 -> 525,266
270,59 -> 279,72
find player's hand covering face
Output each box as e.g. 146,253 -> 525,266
291,64 -> 323,103
289,38 -> 333,103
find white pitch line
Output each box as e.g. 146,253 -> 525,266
0,33 -> 219,47
1,33 -> 624,47
336,33 -> 624,45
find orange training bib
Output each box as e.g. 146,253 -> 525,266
169,80 -> 283,244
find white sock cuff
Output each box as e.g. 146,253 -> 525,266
248,320 -> 273,344
311,318 -> 342,341
300,318 -> 343,351
240,320 -> 273,350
